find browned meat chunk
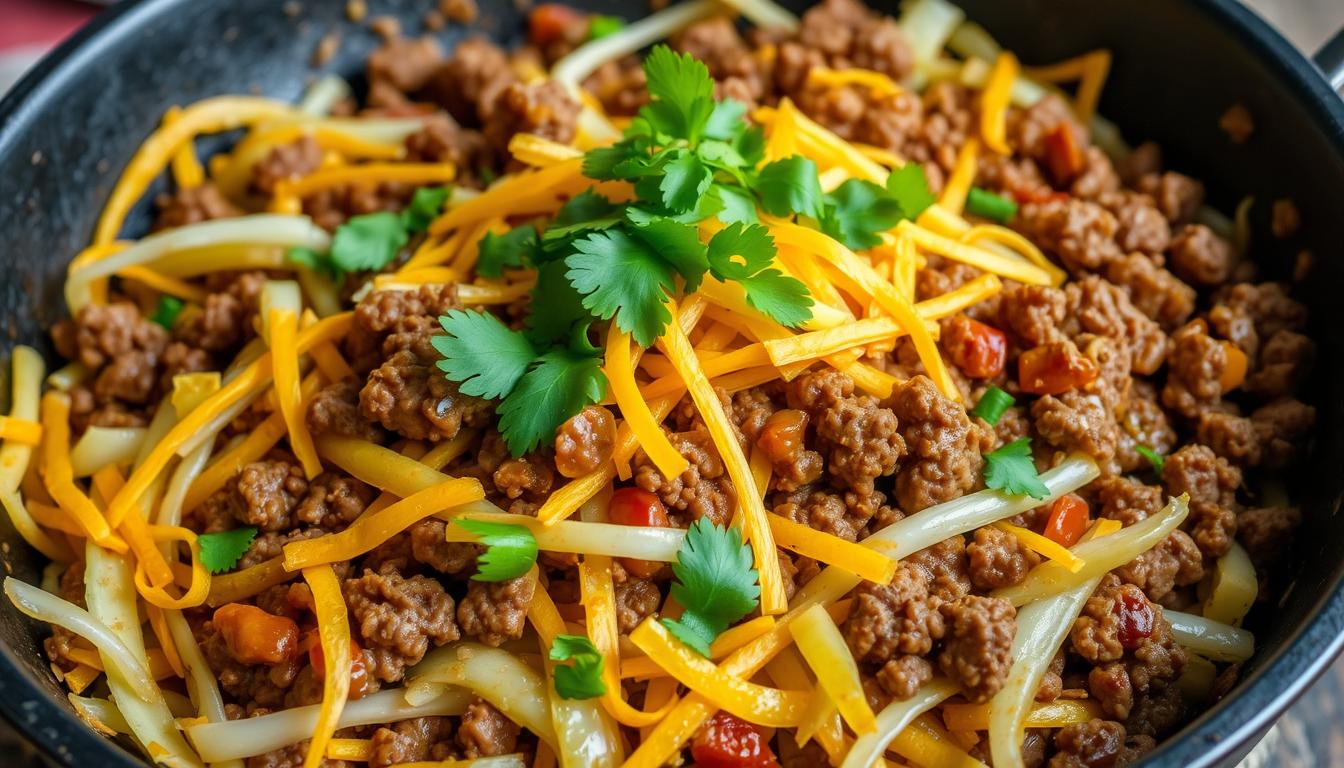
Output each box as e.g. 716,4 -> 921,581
457,576 -> 535,647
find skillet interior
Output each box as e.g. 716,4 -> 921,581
0,1 -> 1340,765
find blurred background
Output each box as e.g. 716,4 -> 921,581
0,0 -> 1342,766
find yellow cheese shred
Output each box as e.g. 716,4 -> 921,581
308,342 -> 355,383
282,478 -> 484,571
302,564 -> 352,768
628,619 -> 809,728
430,158 -> 586,236
270,163 -> 458,214
604,327 -> 688,482
164,107 -> 205,190
1023,50 -> 1112,125
980,52 -> 1020,155
783,99 -> 888,183
808,66 -> 903,97
508,133 -> 584,167
143,604 -> 186,679
182,412 -> 284,513
896,714 -> 991,768
205,555 -> 292,608
620,616 -> 776,680
134,524 -> 211,610
95,96 -> 296,244
39,393 -> 127,553
106,312 -> 352,527
767,514 -> 898,585
313,433 -> 454,498
943,699 -> 1100,732
578,555 -> 679,727
267,309 -> 322,479
658,307 -> 787,615
790,604 -> 877,735
116,266 -> 208,303
0,417 -> 42,446
768,220 -> 961,401
992,521 -> 1085,573
325,739 -> 371,761
762,317 -> 924,367
897,220 -> 1054,286
940,138 -> 981,215
961,224 -> 1068,287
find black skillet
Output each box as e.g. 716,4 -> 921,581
0,1 -> 1342,765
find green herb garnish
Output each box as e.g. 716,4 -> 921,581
660,519 -> 761,657
401,186 -> 450,233
550,635 -> 606,700
149,295 -> 184,330
970,385 -> 1015,426
454,518 -> 538,582
984,437 -> 1050,500
198,527 -> 258,574
1135,445 -> 1165,477
966,186 -> 1018,224
587,14 -> 625,40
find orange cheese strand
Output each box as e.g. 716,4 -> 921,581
116,266 -> 208,303
767,514 -> 898,585
282,478 -> 484,571
658,309 -> 787,615
578,555 -> 679,727
0,416 -> 42,446
206,555 -> 292,608
95,97 -> 295,244
604,327 -> 688,482
980,52 -> 1020,155
940,138 -> 981,215
271,163 -> 458,214
39,393 -> 126,552
303,564 -> 352,768
135,524 -> 211,609
106,312 -> 352,528
268,309 -> 322,479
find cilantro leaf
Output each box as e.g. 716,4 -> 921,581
433,310 -> 536,399
704,98 -> 748,141
630,218 -> 709,291
659,151 -> 714,213
526,261 -> 591,347
330,211 -> 408,273
477,226 -> 538,278
583,144 -> 636,180
587,14 -> 625,41
497,349 -> 606,456
739,269 -> 813,328
984,437 -> 1051,499
454,518 -> 537,581
710,184 -> 759,225
149,295 -> 184,330
659,519 -> 760,656
565,229 -> 677,347
401,186 -> 449,233
549,635 -> 606,700
556,189 -> 619,227
287,246 -> 343,282
707,222 -> 775,281
756,156 -> 824,219
199,527 -> 258,574
821,178 -> 905,250
886,162 -> 936,220
640,45 -> 715,143
1135,445 -> 1165,477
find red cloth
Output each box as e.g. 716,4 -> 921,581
0,0 -> 97,51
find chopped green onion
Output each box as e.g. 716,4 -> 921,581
971,385 -> 1015,425
966,187 -> 1018,224
149,296 -> 185,330
1135,445 -> 1165,476
587,14 -> 626,40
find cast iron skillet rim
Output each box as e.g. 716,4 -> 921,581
0,0 -> 1342,766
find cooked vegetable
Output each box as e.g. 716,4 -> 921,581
660,519 -> 761,656
970,385 -> 1015,426
966,186 -> 1018,223
983,438 -> 1050,499
198,527 -> 258,574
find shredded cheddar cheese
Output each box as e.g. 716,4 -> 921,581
808,66 -> 903,97
658,306 -> 788,615
302,564 -> 352,768
980,51 -> 1020,154
766,514 -> 898,585
790,604 -> 877,735
509,132 -> 585,167
940,138 -> 981,215
0,416 -> 42,446
605,327 -> 688,482
39,393 -> 127,553
267,309 -> 322,479
271,163 -> 458,214
993,521 -> 1086,573
897,220 -> 1055,286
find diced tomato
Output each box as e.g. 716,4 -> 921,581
1114,591 -> 1155,650
608,487 -> 670,578
529,4 -> 583,46
213,603 -> 299,666
1042,122 -> 1084,184
1219,341 -> 1248,393
1018,342 -> 1099,395
756,409 -> 808,462
1009,186 -> 1070,206
947,317 -> 1008,379
1044,494 -> 1089,547
308,634 -> 371,700
690,712 -> 779,768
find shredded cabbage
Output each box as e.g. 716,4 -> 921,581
898,0 -> 966,67
551,0 -> 718,87
444,511 -> 683,562
404,643 -> 558,747
1166,610 -> 1255,662
69,427 -> 146,477
298,75 -> 353,116
841,679 -> 959,768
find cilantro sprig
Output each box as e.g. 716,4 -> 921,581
452,518 -> 538,581
286,186 -> 450,280
984,438 -> 1050,500
199,527 -> 258,574
550,635 -> 606,700
1135,445 -> 1165,477
660,519 -> 760,657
